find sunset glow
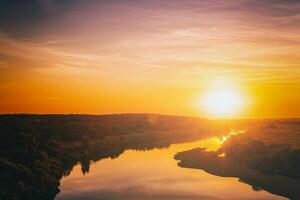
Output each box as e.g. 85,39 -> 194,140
2,1 -> 300,198
0,1 -> 300,118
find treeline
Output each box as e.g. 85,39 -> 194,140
175,119 -> 300,199
221,120 -> 300,180
222,136 -> 300,180
0,114 -> 209,200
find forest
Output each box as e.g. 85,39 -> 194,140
176,119 -> 300,199
0,114 -> 215,200
2,114 -> 295,200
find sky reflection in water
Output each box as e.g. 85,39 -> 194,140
56,137 -> 286,200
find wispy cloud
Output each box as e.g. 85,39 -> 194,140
0,0 -> 300,116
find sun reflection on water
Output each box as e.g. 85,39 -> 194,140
220,130 -> 245,143
57,130 -> 285,200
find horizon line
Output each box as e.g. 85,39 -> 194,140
1,112 -> 300,120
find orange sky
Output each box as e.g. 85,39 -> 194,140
0,0 -> 299,118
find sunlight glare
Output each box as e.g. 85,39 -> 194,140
201,86 -> 244,118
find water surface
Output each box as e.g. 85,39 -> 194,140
56,137 -> 286,200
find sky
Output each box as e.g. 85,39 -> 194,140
0,0 -> 299,118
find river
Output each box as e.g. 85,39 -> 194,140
56,136 -> 286,200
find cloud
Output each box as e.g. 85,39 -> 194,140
0,0 -> 299,40
0,0 -> 299,83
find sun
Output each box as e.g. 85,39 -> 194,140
201,87 -> 244,118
